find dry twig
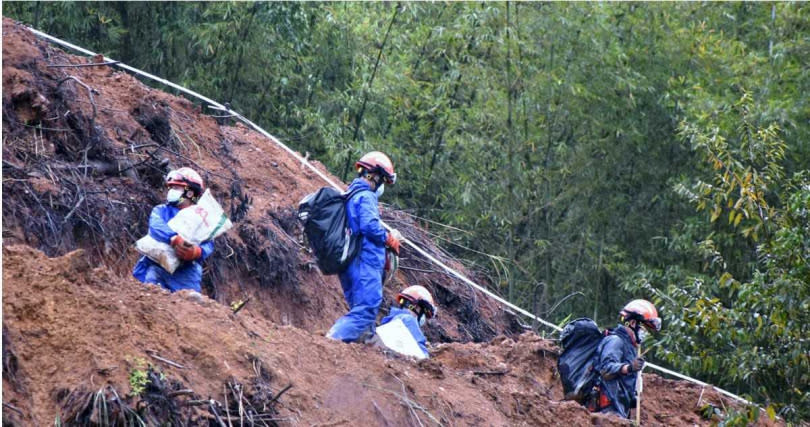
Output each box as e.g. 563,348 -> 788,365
2,402 -> 23,415
48,61 -> 120,68
57,76 -> 97,122
363,375 -> 443,427
268,384 -> 292,404
372,400 -> 391,427
472,369 -> 509,376
145,350 -> 185,369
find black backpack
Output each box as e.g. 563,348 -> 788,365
557,318 -> 606,403
298,187 -> 365,275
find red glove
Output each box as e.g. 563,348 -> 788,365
170,235 -> 202,261
385,231 -> 401,255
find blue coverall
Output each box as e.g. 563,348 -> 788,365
326,178 -> 389,342
132,204 -> 214,293
594,324 -> 639,418
379,306 -> 429,358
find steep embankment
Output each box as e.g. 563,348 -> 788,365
1,16 -> 516,344
3,246 -> 744,426
2,18 -> 775,426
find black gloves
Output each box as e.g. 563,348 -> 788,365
628,357 -> 645,373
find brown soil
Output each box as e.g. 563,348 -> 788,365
2,18 -> 779,426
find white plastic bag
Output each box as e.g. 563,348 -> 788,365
167,189 -> 233,244
135,190 -> 232,274
374,318 -> 427,360
135,234 -> 180,273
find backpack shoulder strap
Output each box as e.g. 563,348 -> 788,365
342,186 -> 370,202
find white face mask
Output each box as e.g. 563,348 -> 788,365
418,314 -> 426,327
375,183 -> 385,198
166,188 -> 184,204
637,328 -> 649,344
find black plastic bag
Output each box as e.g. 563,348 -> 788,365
557,317 -> 604,402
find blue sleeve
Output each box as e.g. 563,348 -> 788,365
597,335 -> 626,379
354,192 -> 387,245
147,205 -> 177,244
199,240 -> 214,261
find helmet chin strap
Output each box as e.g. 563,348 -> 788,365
361,171 -> 383,189
622,316 -> 643,344
633,323 -> 643,344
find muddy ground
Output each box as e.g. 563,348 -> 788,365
2,18 -> 777,426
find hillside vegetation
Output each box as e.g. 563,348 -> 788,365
4,2 -> 810,422
2,18 -> 778,426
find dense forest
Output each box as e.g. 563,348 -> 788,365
4,2 -> 808,421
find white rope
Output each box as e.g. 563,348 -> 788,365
28,26 -> 761,410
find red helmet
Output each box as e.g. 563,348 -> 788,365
620,299 -> 661,332
356,151 -> 397,185
397,285 -> 437,319
165,167 -> 205,196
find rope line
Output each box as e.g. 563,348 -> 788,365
28,26 -> 759,410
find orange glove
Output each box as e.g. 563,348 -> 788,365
385,231 -> 401,255
170,235 -> 202,261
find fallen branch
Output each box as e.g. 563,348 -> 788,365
268,383 -> 292,404
209,402 -> 228,427
696,385 -> 706,408
398,265 -> 448,275
57,76 -> 97,122
145,350 -> 185,369
472,369 -> 509,376
61,195 -> 85,224
126,138 -> 235,182
372,400 -> 391,427
167,389 -> 194,398
48,61 -> 120,68
364,375 -> 443,427
2,402 -> 23,415
222,384 -> 234,427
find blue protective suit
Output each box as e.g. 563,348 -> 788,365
379,306 -> 429,358
132,204 -> 214,293
594,325 -> 639,418
326,178 -> 389,342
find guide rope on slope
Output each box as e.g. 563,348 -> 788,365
28,26 -> 759,411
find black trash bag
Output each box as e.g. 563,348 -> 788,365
557,317 -> 605,402
298,187 -> 364,275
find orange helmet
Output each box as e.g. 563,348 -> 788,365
166,167 -> 205,196
620,299 -> 662,332
397,285 -> 436,319
356,151 -> 396,185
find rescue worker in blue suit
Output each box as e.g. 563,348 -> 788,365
133,167 -> 214,293
326,151 -> 402,342
377,285 -> 437,358
591,299 -> 662,418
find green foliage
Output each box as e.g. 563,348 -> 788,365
127,356 -> 150,397
4,2 -> 810,420
628,93 -> 810,420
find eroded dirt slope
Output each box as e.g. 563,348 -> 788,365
2,18 -> 778,427
1,16 -> 517,344
2,246 -> 753,426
